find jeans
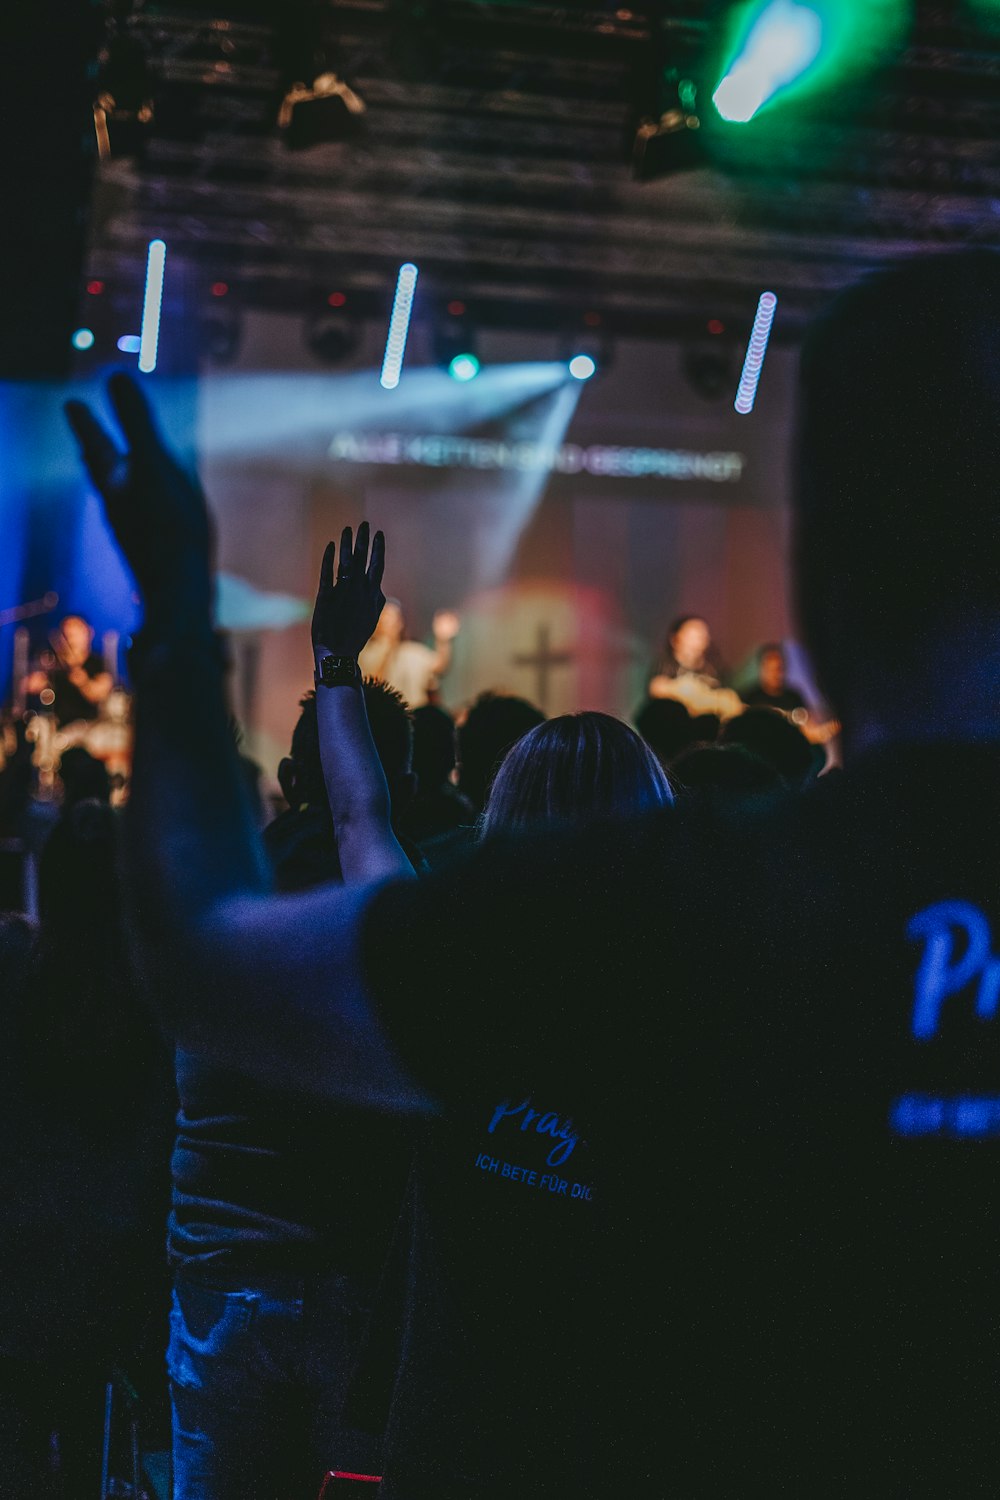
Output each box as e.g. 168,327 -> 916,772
168,1272 -> 379,1500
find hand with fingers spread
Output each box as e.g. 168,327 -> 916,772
65,372 -> 214,630
311,522 -> 386,660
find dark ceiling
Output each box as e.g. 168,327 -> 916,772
84,0 -> 1000,342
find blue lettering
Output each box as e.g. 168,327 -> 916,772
889,1094 -> 946,1136
486,1096 -> 580,1165
907,901 -> 997,1040
488,1098 -> 531,1135
890,1093 -> 1000,1138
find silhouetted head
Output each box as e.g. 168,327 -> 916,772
670,742 -> 783,796
720,707 -> 815,786
795,250 -> 1000,719
278,681 -> 415,814
457,692 -> 546,811
481,711 -> 673,836
412,703 -> 458,792
634,697 -> 698,768
59,746 -> 112,807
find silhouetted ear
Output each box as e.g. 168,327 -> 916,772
277,757 -> 297,807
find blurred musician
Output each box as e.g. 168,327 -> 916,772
741,640 -> 840,747
359,598 -> 460,709
24,615 -> 113,729
742,642 -> 809,716
649,614 -> 743,719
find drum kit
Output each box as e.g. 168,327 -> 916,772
23,686 -> 133,796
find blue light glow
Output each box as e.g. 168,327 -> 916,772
734,291 -> 777,414
380,263 -> 419,390
713,0 -> 824,123
568,354 -> 596,381
71,328 -> 95,351
139,238 -> 166,374
448,353 -> 480,382
117,334 -> 142,354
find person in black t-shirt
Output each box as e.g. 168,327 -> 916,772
741,641 -> 808,716
67,251 -> 1000,1496
24,615 -> 112,728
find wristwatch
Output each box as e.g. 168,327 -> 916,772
315,654 -> 360,688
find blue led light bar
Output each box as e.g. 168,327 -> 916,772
138,239 -> 166,374
117,334 -> 141,354
734,291 -> 777,414
380,263 -> 419,390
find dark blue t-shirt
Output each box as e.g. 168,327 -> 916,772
169,1054 -> 411,1281
363,746 -> 1000,1496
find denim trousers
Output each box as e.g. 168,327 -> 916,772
168,1272 -> 380,1500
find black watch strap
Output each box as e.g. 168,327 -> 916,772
315,654 -> 360,688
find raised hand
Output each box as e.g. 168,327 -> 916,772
311,522 -> 386,659
432,609 -> 461,644
65,372 -> 214,629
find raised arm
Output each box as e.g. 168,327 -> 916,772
311,525 -> 415,884
65,374 -> 430,1113
430,608 -> 460,679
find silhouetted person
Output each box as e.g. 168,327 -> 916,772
669,740 -> 783,797
1,800 -> 172,1498
633,696 -> 699,769
480,712 -> 671,835
58,745 -> 112,807
266,681 -> 417,889
68,254 -> 1000,1496
401,704 -> 474,844
719,705 -> 816,785
456,691 -> 545,812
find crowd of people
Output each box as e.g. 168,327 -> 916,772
2,249 -> 1000,1497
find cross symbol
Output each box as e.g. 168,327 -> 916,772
512,623 -> 573,711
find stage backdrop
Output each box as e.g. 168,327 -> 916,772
199,313 -> 797,772
2,307 -> 797,775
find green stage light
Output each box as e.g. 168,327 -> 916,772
714,1 -> 822,122
713,0 -> 907,124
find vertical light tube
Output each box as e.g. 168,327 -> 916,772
380,263 -> 419,390
734,291 -> 777,414
138,239 -> 167,374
